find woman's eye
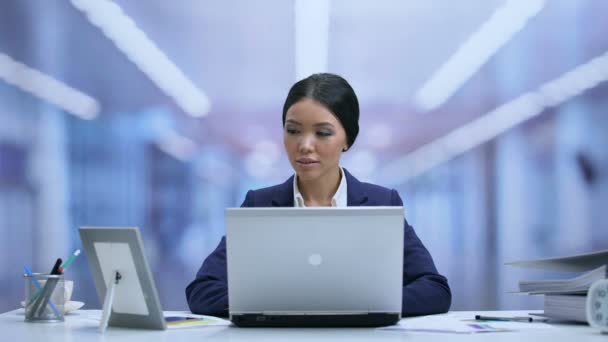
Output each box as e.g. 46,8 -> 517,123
286,128 -> 299,135
317,131 -> 333,137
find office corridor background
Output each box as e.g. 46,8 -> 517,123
1,0 -> 608,313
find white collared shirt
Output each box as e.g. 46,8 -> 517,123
293,167 -> 348,207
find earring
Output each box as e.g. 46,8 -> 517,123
342,148 -> 348,152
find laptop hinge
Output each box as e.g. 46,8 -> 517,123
260,311 -> 371,315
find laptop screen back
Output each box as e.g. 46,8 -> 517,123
226,207 -> 404,315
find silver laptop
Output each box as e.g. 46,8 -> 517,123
226,207 -> 404,327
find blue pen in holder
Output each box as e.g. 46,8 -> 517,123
24,273 -> 65,322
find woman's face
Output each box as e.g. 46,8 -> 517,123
283,98 -> 348,182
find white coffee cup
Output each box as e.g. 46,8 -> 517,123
63,280 -> 74,303
31,279 -> 74,304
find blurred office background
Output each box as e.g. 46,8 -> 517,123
1,0 -> 607,313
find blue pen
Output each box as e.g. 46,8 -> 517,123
24,266 -> 61,317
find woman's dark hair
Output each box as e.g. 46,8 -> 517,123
282,73 -> 359,151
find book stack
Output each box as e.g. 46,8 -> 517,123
507,250 -> 608,323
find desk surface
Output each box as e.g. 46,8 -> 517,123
1,309 -> 605,341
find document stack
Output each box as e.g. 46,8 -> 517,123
507,249 -> 608,322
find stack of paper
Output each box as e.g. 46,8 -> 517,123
518,265 -> 607,294
543,294 -> 587,322
507,249 -> 608,323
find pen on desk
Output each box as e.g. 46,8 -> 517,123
59,249 -> 80,273
475,315 -> 534,322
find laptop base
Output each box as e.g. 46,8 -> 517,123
230,313 -> 400,327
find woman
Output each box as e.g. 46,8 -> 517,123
186,73 -> 451,317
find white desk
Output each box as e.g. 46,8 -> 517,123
1,309 -> 605,341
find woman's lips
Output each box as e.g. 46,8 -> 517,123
296,158 -> 319,167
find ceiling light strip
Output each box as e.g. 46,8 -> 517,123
156,129 -> 197,161
414,0 -> 545,112
70,0 -> 210,117
380,49 -> 608,185
0,53 -> 99,119
294,0 -> 330,81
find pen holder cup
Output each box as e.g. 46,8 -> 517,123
24,273 -> 65,322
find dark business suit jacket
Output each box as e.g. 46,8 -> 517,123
186,169 -> 451,317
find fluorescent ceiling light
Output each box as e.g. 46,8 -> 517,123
294,0 -> 330,81
0,53 -> 99,119
380,49 -> 608,185
71,0 -> 211,117
156,129 -> 197,162
414,0 -> 545,112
